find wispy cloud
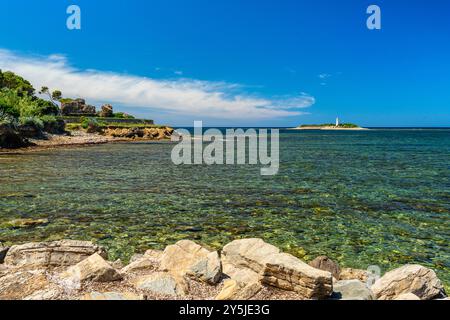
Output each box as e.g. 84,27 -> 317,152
0,49 -> 315,120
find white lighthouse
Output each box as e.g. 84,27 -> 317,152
336,117 -> 340,127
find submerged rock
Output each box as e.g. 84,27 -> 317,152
330,280 -> 374,300
2,218 -> 49,229
4,240 -> 107,270
372,264 -> 445,300
309,256 -> 341,279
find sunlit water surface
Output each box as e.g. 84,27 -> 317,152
1,129 -> 449,287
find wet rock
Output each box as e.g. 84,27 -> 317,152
82,291 -> 144,300
330,280 -> 374,300
160,240 -> 222,284
339,268 -> 370,282
60,253 -> 122,283
215,279 -> 262,300
0,271 -> 49,300
132,272 -> 188,297
372,265 -> 445,300
309,256 -> 340,279
4,240 -> 107,270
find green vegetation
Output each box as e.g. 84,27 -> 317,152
300,123 -> 360,128
0,70 -> 60,125
113,112 -> 135,119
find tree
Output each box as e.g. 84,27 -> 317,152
0,70 -> 35,97
52,90 -> 62,101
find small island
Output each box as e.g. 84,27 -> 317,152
293,118 -> 368,131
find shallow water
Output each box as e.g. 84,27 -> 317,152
1,129 -> 449,287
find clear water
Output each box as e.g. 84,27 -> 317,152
1,129 -> 449,288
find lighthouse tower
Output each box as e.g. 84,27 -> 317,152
336,117 -> 340,127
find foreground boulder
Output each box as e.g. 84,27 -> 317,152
394,293 -> 421,300
82,291 -> 143,301
309,256 -> 341,279
132,272 -> 188,297
60,253 -> 122,283
121,249 -> 163,274
330,280 -> 374,300
372,265 -> 445,300
215,279 -> 262,300
0,271 -> 49,300
159,240 -> 222,284
222,239 -> 333,299
4,240 -> 107,270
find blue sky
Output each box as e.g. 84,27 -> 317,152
0,0 -> 449,127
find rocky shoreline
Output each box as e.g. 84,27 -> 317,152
0,127 -> 174,154
0,238 -> 447,301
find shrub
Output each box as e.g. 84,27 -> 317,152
81,117 -> 105,133
19,116 -> 44,129
113,112 -> 135,119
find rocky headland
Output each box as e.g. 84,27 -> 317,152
0,238 -> 447,301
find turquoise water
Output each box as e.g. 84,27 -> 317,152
0,129 -> 449,287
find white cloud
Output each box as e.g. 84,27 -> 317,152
0,49 -> 315,120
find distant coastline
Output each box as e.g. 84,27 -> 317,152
290,123 -> 368,131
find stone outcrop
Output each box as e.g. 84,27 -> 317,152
0,123 -> 30,148
103,127 -> 174,140
330,280 -> 374,300
159,240 -> 222,284
60,253 -> 122,283
222,239 -> 333,299
309,256 -> 341,279
132,272 -> 188,297
61,99 -> 96,116
99,104 -> 113,118
371,264 -> 445,300
4,240 -> 107,270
